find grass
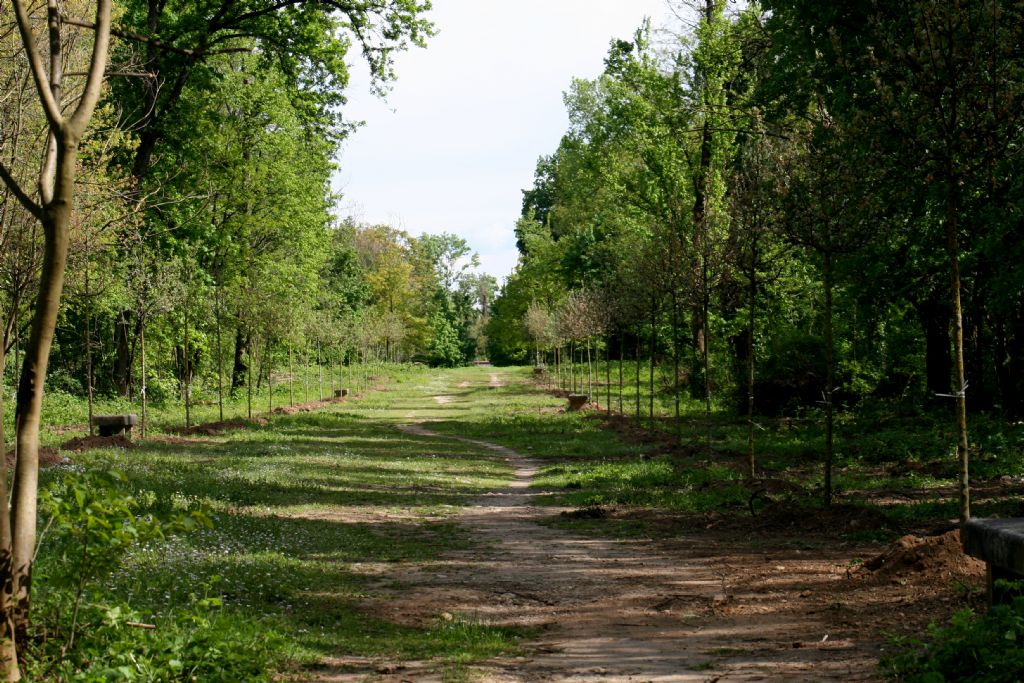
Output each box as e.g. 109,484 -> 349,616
30,365 -> 533,680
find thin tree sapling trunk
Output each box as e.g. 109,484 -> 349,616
216,281 -> 224,422
184,286 -> 191,430
635,330 -> 641,420
823,251 -> 835,507
140,318 -> 147,438
649,304 -> 657,426
747,257 -> 757,480
947,173 -> 971,524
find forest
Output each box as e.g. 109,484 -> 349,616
1,0 -> 1023,680
486,0 -> 1024,522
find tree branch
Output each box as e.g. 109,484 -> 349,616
69,0 -> 113,136
61,15 -> 201,57
0,160 -> 43,221
11,0 -> 63,126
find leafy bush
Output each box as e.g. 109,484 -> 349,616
882,594 -> 1024,681
25,467 -> 284,681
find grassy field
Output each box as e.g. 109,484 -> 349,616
29,365 -> 531,681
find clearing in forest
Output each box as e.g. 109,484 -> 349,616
56,366 -> 986,681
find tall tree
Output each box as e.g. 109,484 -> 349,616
0,1 -> 112,678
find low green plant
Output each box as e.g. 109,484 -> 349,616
881,593 -> 1024,681
22,467 -> 276,681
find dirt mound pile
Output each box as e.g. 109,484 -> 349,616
858,530 -> 985,582
169,418 -> 268,436
5,447 -> 68,467
60,435 -> 135,453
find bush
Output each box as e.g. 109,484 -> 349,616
882,594 -> 1024,681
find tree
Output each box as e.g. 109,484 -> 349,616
763,0 -> 1024,523
779,118 -> 874,506
0,1 -> 112,677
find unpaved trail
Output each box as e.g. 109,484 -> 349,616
318,373 -> 885,682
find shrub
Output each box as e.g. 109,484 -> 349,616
882,594 -> 1024,681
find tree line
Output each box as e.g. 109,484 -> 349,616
486,0 -> 1024,525
0,1 -> 486,678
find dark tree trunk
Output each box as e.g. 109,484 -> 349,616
231,328 -> 250,394
920,294 -> 952,398
113,309 -> 136,397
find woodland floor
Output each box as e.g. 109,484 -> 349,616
308,369 -> 986,683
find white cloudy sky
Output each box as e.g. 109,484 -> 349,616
334,0 -> 674,282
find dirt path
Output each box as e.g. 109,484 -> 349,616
316,373 -> 947,682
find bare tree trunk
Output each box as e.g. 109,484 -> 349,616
288,344 -> 294,407
947,175 -> 970,525
84,284 -> 94,437
140,320 -> 147,438
703,257 -> 713,450
183,287 -> 191,430
823,251 -> 835,507
247,343 -> 253,420
216,282 -> 224,422
606,336 -> 611,411
672,295 -> 681,444
649,305 -> 657,427
747,259 -> 757,480
586,338 -> 593,401
635,330 -> 641,420
317,342 -> 323,401
618,332 -> 624,416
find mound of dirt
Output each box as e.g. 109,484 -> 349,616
857,530 -> 985,582
5,447 -> 68,467
168,418 -> 268,436
60,435 -> 135,453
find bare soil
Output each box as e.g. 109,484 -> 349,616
315,379 -> 985,683
60,434 -> 136,453
167,417 -> 269,436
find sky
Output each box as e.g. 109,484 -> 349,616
334,0 -> 673,283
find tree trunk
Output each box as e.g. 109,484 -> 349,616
183,293 -> 191,430
140,319 -> 147,438
231,328 -> 250,395
920,293 -> 952,398
823,251 -> 835,507
84,292 -> 94,437
586,339 -> 592,401
947,176 -> 970,525
672,296 -> 681,444
215,285 -> 224,422
703,257 -> 713,450
747,260 -> 757,480
635,330 -> 641,420
618,331 -> 624,416
649,305 -> 657,426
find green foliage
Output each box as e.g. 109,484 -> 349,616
881,596 -> 1024,682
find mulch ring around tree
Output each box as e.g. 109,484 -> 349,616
60,434 -> 136,453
